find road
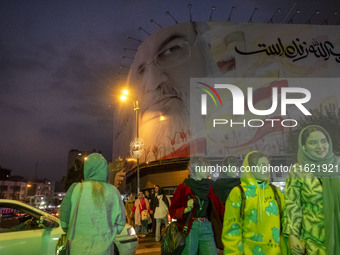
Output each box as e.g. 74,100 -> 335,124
135,236 -> 161,255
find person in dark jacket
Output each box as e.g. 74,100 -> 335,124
150,185 -> 170,241
213,156 -> 241,205
169,157 -> 225,255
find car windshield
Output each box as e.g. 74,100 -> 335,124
0,203 -> 42,232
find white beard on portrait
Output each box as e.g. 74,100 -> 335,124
139,97 -> 191,162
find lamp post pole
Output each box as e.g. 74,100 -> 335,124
134,100 -> 140,193
120,90 -> 142,194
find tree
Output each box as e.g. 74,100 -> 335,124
286,105 -> 340,164
64,158 -> 84,191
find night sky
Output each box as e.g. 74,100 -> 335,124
1,0 -> 339,181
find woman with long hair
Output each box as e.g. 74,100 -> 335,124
284,125 -> 340,255
59,153 -> 125,255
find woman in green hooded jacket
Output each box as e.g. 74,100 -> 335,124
284,125 -> 340,255
59,153 -> 126,255
222,151 -> 287,255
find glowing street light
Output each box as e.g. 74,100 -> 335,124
120,90 -> 129,101
25,184 -> 33,203
120,89 -> 142,193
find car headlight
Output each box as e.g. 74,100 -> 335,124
127,227 -> 136,236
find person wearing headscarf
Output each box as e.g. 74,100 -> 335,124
59,153 -> 126,255
150,185 -> 170,241
169,157 -> 225,255
222,151 -> 287,255
125,193 -> 135,227
130,191 -> 150,237
213,156 -> 241,205
144,190 -> 153,235
284,125 -> 340,255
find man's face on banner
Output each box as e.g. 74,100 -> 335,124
130,23 -> 208,121
128,23 -> 211,152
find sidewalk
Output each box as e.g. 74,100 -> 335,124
135,235 -> 224,254
135,236 -> 161,255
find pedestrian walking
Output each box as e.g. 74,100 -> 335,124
169,157 -> 225,255
144,190 -> 153,235
222,151 -> 287,254
130,191 -> 150,237
213,156 -> 241,206
284,125 -> 340,255
59,153 -> 126,255
125,193 -> 135,227
150,185 -> 170,241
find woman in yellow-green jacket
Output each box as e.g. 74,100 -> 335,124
222,151 -> 287,255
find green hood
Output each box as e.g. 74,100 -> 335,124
297,125 -> 340,177
240,151 -> 269,187
84,153 -> 109,182
240,151 -> 269,224
297,125 -> 340,255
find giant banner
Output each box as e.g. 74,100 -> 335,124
112,22 -> 340,163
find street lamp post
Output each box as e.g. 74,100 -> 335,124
134,100 -> 140,193
26,184 -> 32,204
121,90 -> 141,194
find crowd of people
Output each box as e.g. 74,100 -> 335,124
58,124 -> 340,254
114,20 -> 340,254
168,125 -> 339,255
126,185 -> 170,241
